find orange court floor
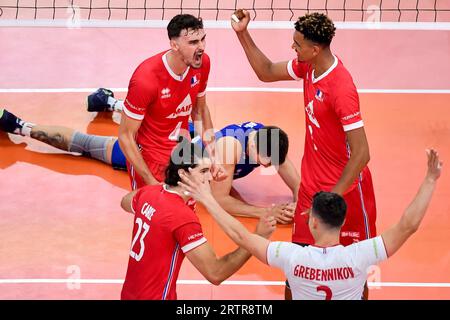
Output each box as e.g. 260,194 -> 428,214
0,91 -> 449,299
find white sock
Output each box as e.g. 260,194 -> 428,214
107,97 -> 123,112
21,122 -> 35,137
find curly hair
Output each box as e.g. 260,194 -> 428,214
294,13 -> 336,46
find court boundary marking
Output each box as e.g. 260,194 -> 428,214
0,279 -> 449,288
1,88 -> 449,94
1,20 -> 450,30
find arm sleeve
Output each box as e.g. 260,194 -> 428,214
333,82 -> 364,132
287,58 -> 309,80
267,241 -> 299,270
173,222 -> 207,253
123,67 -> 157,121
353,236 -> 388,270
197,54 -> 210,98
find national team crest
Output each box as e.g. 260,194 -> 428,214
315,89 -> 324,102
191,74 -> 200,87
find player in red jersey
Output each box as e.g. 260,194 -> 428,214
120,141 -> 275,300
232,12 -> 375,298
118,14 -> 220,189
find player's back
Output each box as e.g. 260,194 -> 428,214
268,236 -> 387,300
121,184 -> 194,300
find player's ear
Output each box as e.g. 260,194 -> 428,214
312,44 -> 321,57
170,38 -> 179,51
312,216 -> 319,230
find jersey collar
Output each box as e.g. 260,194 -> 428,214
312,54 -> 338,84
162,51 -> 190,82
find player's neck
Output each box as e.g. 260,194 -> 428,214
313,231 -> 341,247
167,50 -> 189,76
311,49 -> 335,79
164,184 -> 191,202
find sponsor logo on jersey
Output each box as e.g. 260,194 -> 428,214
161,88 -> 171,99
342,112 -> 361,121
190,74 -> 200,87
187,232 -> 203,241
341,231 -> 360,239
166,94 -> 193,119
305,100 -> 320,128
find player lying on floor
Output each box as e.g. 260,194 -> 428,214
178,148 -> 443,299
0,90 -> 299,223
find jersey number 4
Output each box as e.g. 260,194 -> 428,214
130,218 -> 150,262
169,121 -> 183,141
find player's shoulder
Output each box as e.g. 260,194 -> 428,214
134,51 -> 167,74
332,58 -> 355,83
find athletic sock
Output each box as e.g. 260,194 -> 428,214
107,97 -> 124,112
21,122 -> 35,137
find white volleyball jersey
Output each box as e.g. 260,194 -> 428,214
267,236 -> 387,300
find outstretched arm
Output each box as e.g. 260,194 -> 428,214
381,149 -> 442,257
231,10 -> 293,82
211,137 -> 293,223
179,169 -> 276,264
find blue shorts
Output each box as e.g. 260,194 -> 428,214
111,122 -> 195,171
111,140 -> 127,171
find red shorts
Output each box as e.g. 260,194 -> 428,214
126,160 -> 167,190
292,169 -> 377,246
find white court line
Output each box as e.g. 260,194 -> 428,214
0,88 -> 449,94
1,19 -> 450,30
0,279 -> 449,288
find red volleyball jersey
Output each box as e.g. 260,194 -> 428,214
121,184 -> 206,300
288,55 -> 367,197
123,50 -> 210,164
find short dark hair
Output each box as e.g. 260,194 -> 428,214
164,139 -> 207,186
294,13 -> 336,46
254,126 -> 289,166
167,14 -> 204,39
312,191 -> 347,228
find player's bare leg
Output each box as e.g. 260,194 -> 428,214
0,109 -> 116,165
30,125 -> 76,151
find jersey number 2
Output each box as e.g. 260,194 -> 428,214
317,285 -> 332,300
130,218 -> 150,262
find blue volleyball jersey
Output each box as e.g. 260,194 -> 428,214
215,121 -> 264,179
112,121 -> 264,180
